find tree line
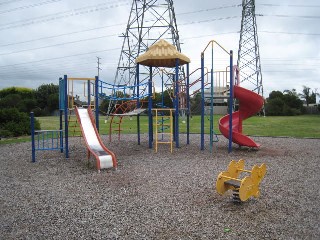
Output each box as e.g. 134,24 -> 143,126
265,86 -> 319,116
0,84 -> 59,137
0,83 -> 318,138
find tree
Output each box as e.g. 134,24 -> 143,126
269,90 -> 284,100
265,97 -> 285,116
299,85 -> 317,106
35,83 -> 59,115
190,92 -> 202,115
0,108 -> 40,137
265,90 -> 303,116
0,87 -> 37,113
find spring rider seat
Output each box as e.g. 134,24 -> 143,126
216,159 -> 267,203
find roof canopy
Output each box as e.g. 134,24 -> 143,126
136,39 -> 190,67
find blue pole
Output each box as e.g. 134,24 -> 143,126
148,66 -> 153,148
30,112 -> 35,162
200,53 -> 205,150
59,110 -> 63,153
228,51 -> 234,153
137,64 -> 140,145
87,80 -> 91,107
95,76 -> 99,132
59,78 -> 63,110
186,63 -> 190,145
175,58 -> 179,148
59,78 -> 63,153
63,75 -> 69,158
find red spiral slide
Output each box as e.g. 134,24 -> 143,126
219,85 -> 264,148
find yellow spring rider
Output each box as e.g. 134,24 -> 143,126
216,159 -> 267,202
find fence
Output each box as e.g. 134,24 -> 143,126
30,112 -> 64,162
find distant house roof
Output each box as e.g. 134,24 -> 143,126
136,39 -> 190,67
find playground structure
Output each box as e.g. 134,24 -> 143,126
216,159 -> 267,203
31,38 -> 264,171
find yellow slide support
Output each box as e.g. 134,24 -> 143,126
216,159 -> 267,202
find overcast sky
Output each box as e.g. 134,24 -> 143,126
0,0 -> 319,99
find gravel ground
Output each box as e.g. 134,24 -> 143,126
0,134 -> 319,239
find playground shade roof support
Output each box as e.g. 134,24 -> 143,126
136,39 -> 190,67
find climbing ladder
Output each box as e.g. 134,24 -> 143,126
109,100 -> 147,141
153,108 -> 174,153
109,101 -> 135,141
68,109 -> 82,137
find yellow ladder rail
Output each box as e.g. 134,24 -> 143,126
153,108 -> 174,153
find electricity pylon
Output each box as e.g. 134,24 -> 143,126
237,0 -> 264,101
108,0 -> 183,114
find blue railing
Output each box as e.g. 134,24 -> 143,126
30,112 -> 63,162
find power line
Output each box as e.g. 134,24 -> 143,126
1,28 -> 318,66
182,31 -> 239,40
257,14 -> 320,19
0,33 -> 119,56
0,48 -> 120,68
0,0 -> 24,6
177,4 -> 241,15
0,24 -> 125,47
0,0 -> 130,31
180,16 -> 241,26
0,30 -> 241,56
0,0 -> 62,15
259,30 -> 320,36
0,17 -> 240,48
258,4 -> 320,8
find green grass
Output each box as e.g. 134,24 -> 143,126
1,114 -> 319,145
241,115 -> 320,138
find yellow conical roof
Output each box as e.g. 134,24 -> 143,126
136,39 -> 190,67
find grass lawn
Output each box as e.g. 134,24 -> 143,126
103,114 -> 320,138
1,114 -> 319,145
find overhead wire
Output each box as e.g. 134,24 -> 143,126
0,48 -> 120,68
0,23 -> 125,47
0,33 -> 119,56
176,4 -> 241,15
0,0 -> 24,6
0,4 -> 240,46
258,14 -> 320,19
0,0 -> 130,31
0,2 -> 319,80
0,0 -> 62,15
258,4 -> 320,8
259,30 -> 320,36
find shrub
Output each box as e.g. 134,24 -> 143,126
0,108 -> 40,137
265,98 -> 284,116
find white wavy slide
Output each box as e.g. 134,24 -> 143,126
75,107 -> 117,171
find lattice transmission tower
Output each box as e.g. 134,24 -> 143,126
108,0 -> 183,114
237,0 -> 264,98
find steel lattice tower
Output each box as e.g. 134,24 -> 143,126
108,0 -> 183,114
237,0 -> 264,98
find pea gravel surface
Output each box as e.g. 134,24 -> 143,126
1,134 -> 319,239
